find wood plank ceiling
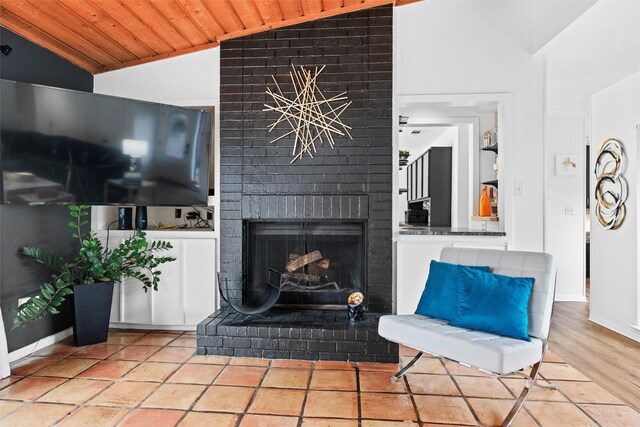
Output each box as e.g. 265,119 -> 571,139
0,0 -> 420,75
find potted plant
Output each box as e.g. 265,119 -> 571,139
13,204 -> 175,346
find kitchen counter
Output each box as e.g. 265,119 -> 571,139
399,224 -> 506,236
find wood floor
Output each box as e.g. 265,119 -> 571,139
550,294 -> 640,412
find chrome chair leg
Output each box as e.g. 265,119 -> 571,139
391,351 -> 423,382
502,360 -> 542,427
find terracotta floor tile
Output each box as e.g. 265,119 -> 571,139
108,345 -> 162,361
357,362 -> 400,372
442,360 -> 486,377
525,401 -> 598,426
88,381 -> 158,407
106,333 -> 147,345
178,411 -> 237,427
406,373 -> 460,396
69,343 -> 124,359
33,358 -> 97,378
271,359 -> 314,369
248,388 -> 306,416
580,404 -> 640,426
0,400 -> 24,418
302,418 -> 359,427
555,380 -> 623,404
467,398 -> 538,427
413,395 -> 476,425
135,334 -> 178,346
0,376 -> 66,400
119,408 -> 185,427
314,361 -> 355,370
167,364 -> 223,385
193,385 -> 255,413
229,357 -> 272,367
183,331 -> 196,335
454,376 -> 513,399
124,362 -> 181,382
540,364 -> 591,381
501,378 -> 568,402
141,383 -> 205,410
57,406 -> 128,427
10,357 -> 58,376
167,337 -> 196,348
147,347 -> 195,363
76,360 -> 139,380
304,391 -> 358,419
399,344 -> 420,357
261,368 -> 310,389
187,355 -> 230,365
239,414 -> 299,427
0,376 -> 23,390
400,356 -> 447,374
0,402 -> 74,427
360,392 -> 417,421
38,378 -> 112,404
310,369 -> 357,391
359,371 -> 406,393
362,422 -> 419,427
214,366 -> 266,387
33,343 -> 82,358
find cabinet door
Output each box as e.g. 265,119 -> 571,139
397,241 -> 451,314
151,238 -> 184,325
183,239 -> 217,325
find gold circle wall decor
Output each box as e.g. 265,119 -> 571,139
263,64 -> 352,164
594,138 -> 628,230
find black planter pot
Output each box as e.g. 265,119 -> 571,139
72,282 -> 114,346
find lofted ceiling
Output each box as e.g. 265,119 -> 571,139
0,0 -> 420,75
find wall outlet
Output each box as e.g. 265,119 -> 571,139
174,208 -> 182,218
565,206 -> 575,216
206,211 -> 213,220
18,297 -> 31,306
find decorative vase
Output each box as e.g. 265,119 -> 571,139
72,282 -> 114,346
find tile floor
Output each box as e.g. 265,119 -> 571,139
1,329 -> 639,426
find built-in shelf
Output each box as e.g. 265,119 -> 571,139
471,215 -> 499,222
482,179 -> 498,188
482,143 -> 498,153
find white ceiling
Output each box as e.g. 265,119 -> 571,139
542,0 -> 640,115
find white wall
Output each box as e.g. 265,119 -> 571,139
590,73 -> 640,341
544,117 -> 586,301
396,0 -> 545,251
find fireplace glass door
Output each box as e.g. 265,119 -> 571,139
244,221 -> 366,308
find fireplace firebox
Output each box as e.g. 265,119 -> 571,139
244,221 -> 366,308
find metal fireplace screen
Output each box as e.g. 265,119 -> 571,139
244,221 -> 366,308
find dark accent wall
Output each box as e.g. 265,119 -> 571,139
219,6 -> 393,312
0,27 -> 93,351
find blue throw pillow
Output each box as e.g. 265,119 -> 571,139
450,267 -> 535,341
415,261 -> 491,321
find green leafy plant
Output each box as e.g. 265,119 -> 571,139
13,205 -> 175,328
399,150 -> 411,157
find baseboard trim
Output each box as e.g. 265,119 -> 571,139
109,323 -> 195,331
8,327 -> 73,363
554,294 -> 588,302
588,315 -> 640,342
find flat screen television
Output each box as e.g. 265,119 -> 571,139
0,79 -> 212,206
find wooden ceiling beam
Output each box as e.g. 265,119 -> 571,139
2,0 -> 416,75
0,6 -> 101,73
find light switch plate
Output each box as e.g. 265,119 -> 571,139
514,181 -> 524,196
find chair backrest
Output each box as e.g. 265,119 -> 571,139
440,247 -> 557,340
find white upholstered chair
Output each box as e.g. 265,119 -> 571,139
379,247 -> 557,427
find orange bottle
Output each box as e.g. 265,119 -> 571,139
480,186 -> 491,216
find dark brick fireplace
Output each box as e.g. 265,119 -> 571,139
198,6 -> 395,362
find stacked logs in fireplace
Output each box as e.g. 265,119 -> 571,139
278,250 -> 347,292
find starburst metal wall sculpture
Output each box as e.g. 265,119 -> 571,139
263,65 -> 352,163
